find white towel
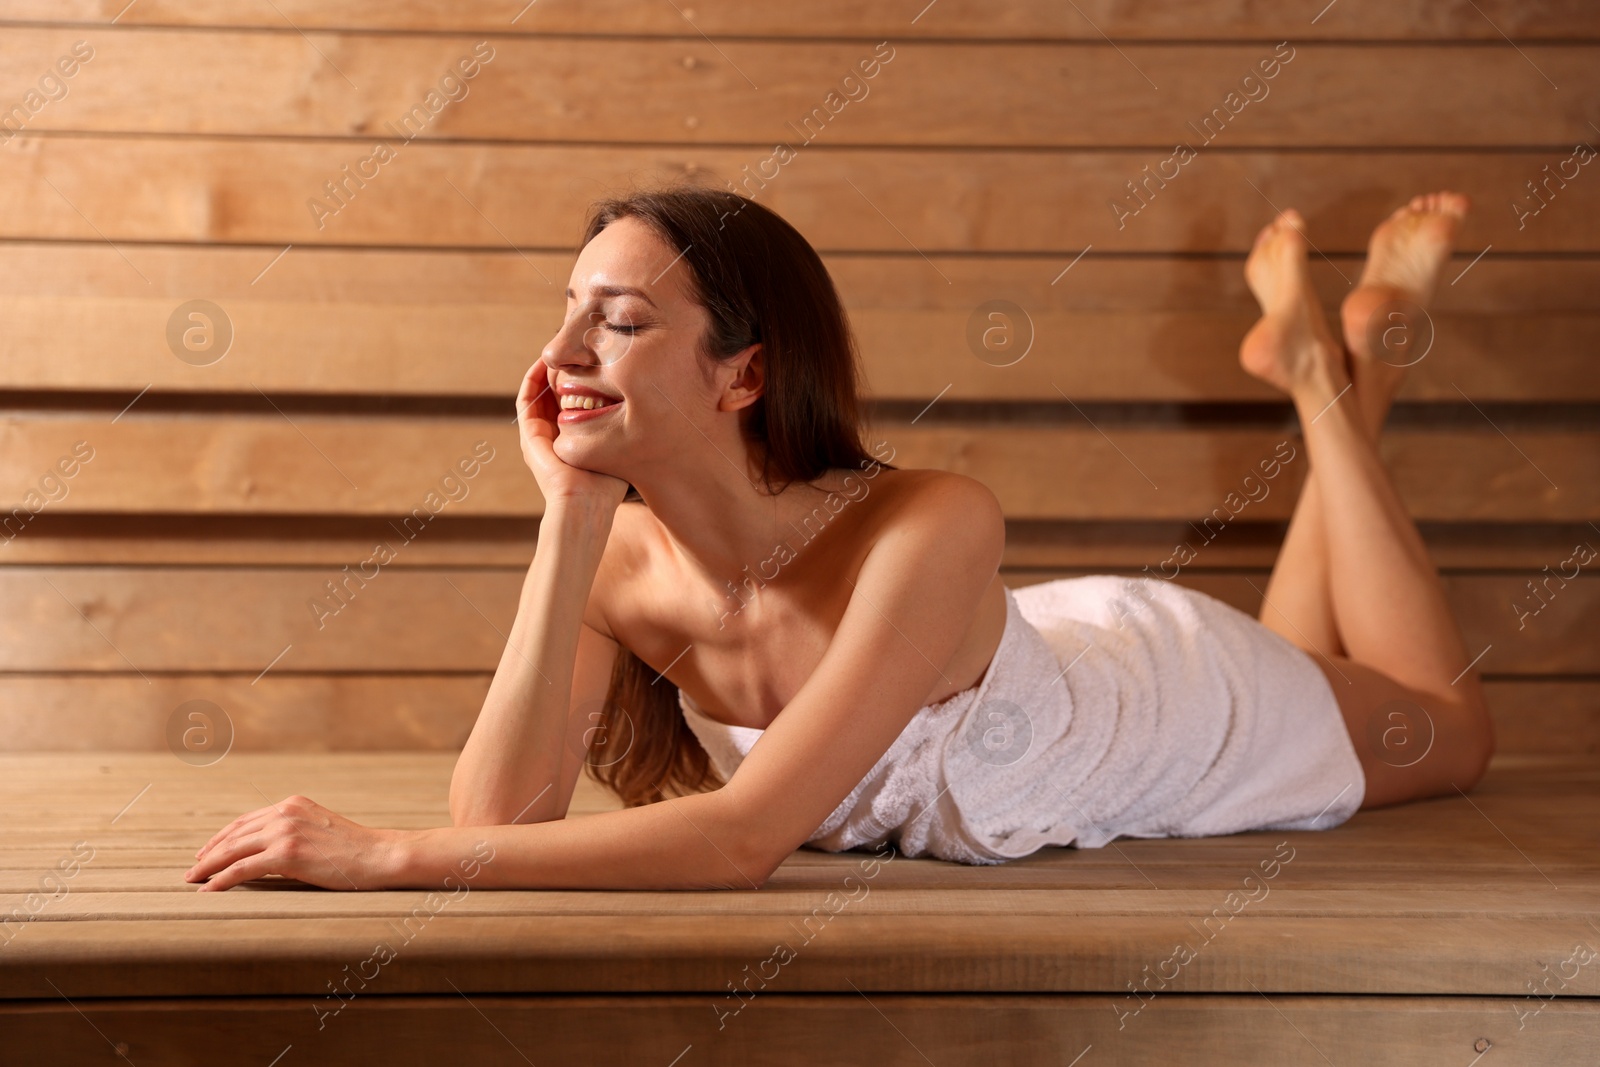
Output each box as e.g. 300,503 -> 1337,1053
679,576 -> 1366,865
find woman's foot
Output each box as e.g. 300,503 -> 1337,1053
1240,210 -> 1348,407
1340,192 -> 1471,428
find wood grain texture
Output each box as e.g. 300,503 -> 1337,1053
0,674 -> 1591,756
0,568 -> 1590,673
1,996 -> 1595,1067
2,140 -> 1598,252
2,514 -> 1594,570
2,30 -> 1596,147
1,244 -> 1594,401
3,1004 -> 1587,1067
0,753 -> 1594,1006
3,0 -> 1595,40
3,417 -> 1592,520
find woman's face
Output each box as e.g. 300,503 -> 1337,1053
539,216 -> 729,475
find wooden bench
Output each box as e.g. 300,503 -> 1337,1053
2,751 -> 1597,1063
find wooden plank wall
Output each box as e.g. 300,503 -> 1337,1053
0,2 -> 1595,759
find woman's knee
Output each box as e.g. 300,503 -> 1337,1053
1322,656 -> 1494,806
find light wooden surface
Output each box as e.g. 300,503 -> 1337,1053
7,141 -> 1600,251
3,30 -> 1598,147
0,751 -> 1596,1062
5,0 -> 1598,39
4,248 -> 1594,400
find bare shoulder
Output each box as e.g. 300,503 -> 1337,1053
856,467 -> 1005,551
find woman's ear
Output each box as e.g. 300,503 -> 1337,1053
718,342 -> 764,413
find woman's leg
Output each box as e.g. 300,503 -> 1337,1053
1250,199 -> 1436,664
1240,201 -> 1493,810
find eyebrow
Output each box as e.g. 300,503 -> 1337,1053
566,284 -> 657,308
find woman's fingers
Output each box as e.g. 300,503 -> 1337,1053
194,851 -> 282,893
195,793 -> 306,862
517,363 -> 556,437
186,830 -> 273,886
184,797 -> 392,893
195,806 -> 277,859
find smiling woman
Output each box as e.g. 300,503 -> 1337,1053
186,185 -> 1496,894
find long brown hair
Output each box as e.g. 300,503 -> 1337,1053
578,183 -> 891,808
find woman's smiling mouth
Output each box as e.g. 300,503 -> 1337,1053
556,381 -> 624,423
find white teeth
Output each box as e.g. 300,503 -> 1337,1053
559,394 -> 618,410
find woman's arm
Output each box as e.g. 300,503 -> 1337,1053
401,474 -> 1007,890
448,360 -> 629,825
186,475 -> 1003,892
400,788 -> 767,891
448,496 -> 618,827
184,777 -> 766,892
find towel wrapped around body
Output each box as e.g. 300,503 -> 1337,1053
678,576 -> 1366,865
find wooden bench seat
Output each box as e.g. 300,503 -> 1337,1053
1,751 -> 1595,1064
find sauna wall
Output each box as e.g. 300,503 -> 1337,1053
0,1 -> 1595,756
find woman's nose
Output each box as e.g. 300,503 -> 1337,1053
541,317 -> 601,368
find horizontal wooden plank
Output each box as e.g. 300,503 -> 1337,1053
1482,680 -> 1600,756
2,418 -> 1593,521
3,31 -> 1596,146
4,994 -> 1598,1067
3,0 -> 1595,40
34,910 -> 1591,997
0,674 -> 484,751
10,883 -> 1600,920
4,514 -> 1596,570
2,141 -> 1598,252
0,568 -> 1591,673
12,244 -> 1595,313
1,245 -> 1595,401
0,674 -> 1590,756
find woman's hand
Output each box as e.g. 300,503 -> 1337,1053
516,361 -> 629,510
185,795 -> 407,892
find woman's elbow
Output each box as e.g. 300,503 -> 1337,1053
737,828 -> 801,889
450,805 -> 565,829
449,792 -> 558,829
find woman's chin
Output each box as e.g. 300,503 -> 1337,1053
553,437 -> 620,476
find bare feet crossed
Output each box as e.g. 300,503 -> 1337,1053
1339,192 -> 1471,428
1239,209 -> 1346,404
